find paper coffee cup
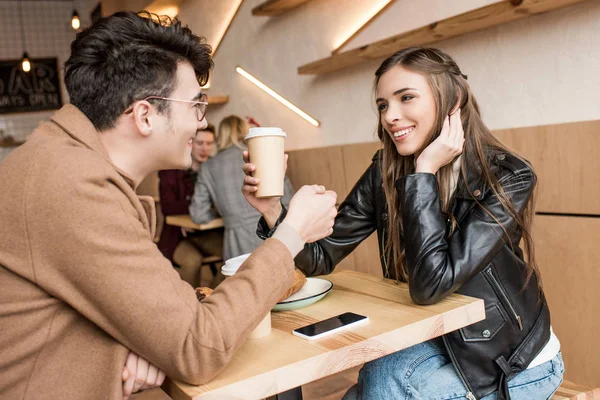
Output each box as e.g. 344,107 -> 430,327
221,253 -> 272,339
244,127 -> 286,198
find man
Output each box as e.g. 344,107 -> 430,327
157,123 -> 223,287
0,11 -> 337,400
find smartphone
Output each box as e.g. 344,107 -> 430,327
292,312 -> 368,341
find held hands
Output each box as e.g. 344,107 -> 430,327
122,351 -> 166,400
416,109 -> 464,175
283,185 -> 337,243
242,151 -> 288,227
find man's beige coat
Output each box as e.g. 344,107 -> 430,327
0,105 -> 294,399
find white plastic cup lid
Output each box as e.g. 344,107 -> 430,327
245,127 -> 287,140
221,253 -> 252,276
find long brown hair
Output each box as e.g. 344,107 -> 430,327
374,47 -> 539,289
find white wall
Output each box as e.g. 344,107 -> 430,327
179,0 -> 600,151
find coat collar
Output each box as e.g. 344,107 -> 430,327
50,105 -> 136,188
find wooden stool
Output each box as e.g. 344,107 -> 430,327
201,255 -> 222,276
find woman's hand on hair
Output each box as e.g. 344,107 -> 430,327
242,151 -> 287,228
416,109 -> 464,174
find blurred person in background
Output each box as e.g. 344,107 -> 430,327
157,123 -> 224,287
190,115 -> 294,260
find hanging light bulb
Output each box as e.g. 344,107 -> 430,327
21,52 -> 31,72
71,10 -> 80,30
18,1 -> 31,72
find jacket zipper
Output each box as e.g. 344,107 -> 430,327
442,335 -> 478,400
485,268 -> 524,331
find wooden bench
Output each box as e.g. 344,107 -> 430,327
552,380 -> 600,399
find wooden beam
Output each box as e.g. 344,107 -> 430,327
298,0 -> 590,75
252,0 -> 314,16
207,95 -> 229,105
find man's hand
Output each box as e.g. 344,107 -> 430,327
241,151 -> 288,228
283,185 -> 337,243
122,351 -> 166,400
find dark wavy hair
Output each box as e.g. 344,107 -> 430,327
64,11 -> 213,131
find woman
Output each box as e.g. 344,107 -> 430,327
190,115 -> 294,260
242,48 -> 562,399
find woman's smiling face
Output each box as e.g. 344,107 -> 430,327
376,66 -> 437,157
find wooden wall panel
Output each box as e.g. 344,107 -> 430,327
494,120 -> 600,215
351,233 -> 383,278
341,141 -> 382,200
534,215 -> 600,387
339,142 -> 383,276
285,146 -> 347,200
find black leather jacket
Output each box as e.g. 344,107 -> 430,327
257,150 -> 551,399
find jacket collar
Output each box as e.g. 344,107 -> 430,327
453,148 -> 503,201
455,163 -> 487,201
50,105 -> 136,188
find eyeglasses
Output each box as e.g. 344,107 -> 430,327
125,94 -> 209,122
144,95 -> 208,122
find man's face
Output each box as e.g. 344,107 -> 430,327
157,62 -> 207,170
191,130 -> 215,164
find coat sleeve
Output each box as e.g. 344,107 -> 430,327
27,164 -> 295,385
189,166 -> 218,224
291,160 -> 379,276
158,170 -> 191,216
397,164 -> 536,305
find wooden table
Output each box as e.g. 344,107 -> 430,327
166,215 -> 224,231
164,270 -> 485,400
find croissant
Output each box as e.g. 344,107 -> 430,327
195,287 -> 213,301
279,269 -> 307,302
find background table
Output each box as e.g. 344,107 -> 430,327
166,215 -> 224,231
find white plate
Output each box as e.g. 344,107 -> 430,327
272,278 -> 333,312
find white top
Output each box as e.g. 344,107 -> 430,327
527,327 -> 560,369
447,157 -> 560,369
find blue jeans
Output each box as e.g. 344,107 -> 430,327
342,338 -> 564,400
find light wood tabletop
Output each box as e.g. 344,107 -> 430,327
165,215 -> 224,231
163,270 -> 485,400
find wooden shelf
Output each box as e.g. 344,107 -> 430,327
0,139 -> 25,148
298,0 -> 589,75
252,0 -> 314,16
207,95 -> 229,105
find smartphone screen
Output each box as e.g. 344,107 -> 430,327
293,312 -> 368,340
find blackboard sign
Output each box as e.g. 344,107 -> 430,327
0,58 -> 63,114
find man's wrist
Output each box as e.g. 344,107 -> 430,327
263,202 -> 283,229
272,222 -> 305,258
